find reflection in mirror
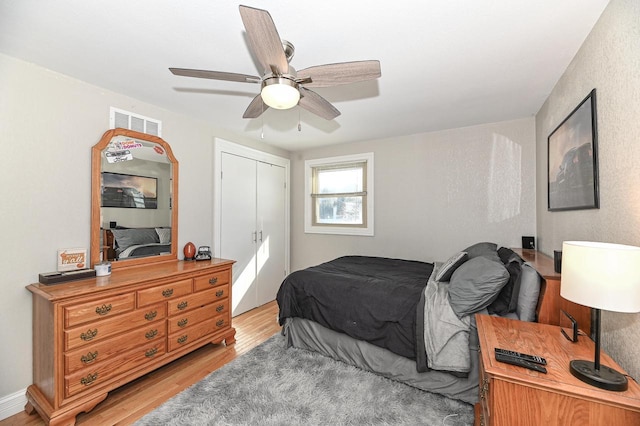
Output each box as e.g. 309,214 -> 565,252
91,128 -> 178,269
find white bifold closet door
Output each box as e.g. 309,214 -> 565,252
220,152 -> 286,316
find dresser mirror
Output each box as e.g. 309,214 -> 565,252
90,128 -> 178,269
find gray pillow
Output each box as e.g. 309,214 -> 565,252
497,247 -> 521,264
463,242 -> 502,264
516,263 -> 542,322
435,252 -> 468,282
112,228 -> 159,249
488,249 -> 525,316
448,256 -> 509,318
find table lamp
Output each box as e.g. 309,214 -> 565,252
561,241 -> 640,391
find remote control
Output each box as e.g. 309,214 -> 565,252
495,352 -> 547,373
495,348 -> 547,365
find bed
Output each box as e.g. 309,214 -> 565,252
276,242 -> 547,405
103,227 -> 171,260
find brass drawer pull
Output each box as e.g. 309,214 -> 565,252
81,351 -> 99,364
80,373 -> 98,386
215,290 -> 224,297
177,335 -> 188,344
162,288 -> 174,298
145,329 -> 158,339
216,305 -> 224,313
177,318 -> 188,328
95,304 -> 112,316
145,347 -> 158,358
216,319 -> 225,327
80,329 -> 98,341
145,310 -> 158,321
209,277 -> 218,285
177,301 -> 188,310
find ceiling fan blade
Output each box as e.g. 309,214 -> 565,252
298,87 -> 341,120
243,94 -> 269,119
239,5 -> 289,75
297,60 -> 381,88
169,68 -> 260,83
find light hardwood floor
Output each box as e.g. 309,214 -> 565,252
2,301 -> 280,426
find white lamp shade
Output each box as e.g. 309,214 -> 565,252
561,241 -> 640,313
261,78 -> 300,110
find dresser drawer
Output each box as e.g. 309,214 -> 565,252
65,340 -> 166,398
167,285 -> 229,316
167,314 -> 230,352
64,293 -> 135,328
168,300 -> 229,334
64,321 -> 165,374
64,304 -> 166,351
137,279 -> 192,307
193,269 -> 231,292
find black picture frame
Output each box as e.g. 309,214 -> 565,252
101,172 -> 158,209
547,89 -> 599,211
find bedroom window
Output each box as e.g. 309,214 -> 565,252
305,153 -> 374,236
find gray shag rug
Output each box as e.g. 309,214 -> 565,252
135,333 -> 474,425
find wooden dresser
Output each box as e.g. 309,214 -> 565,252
25,258 -> 235,426
476,314 -> 640,425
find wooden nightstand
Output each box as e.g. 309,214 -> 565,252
475,314 -> 640,425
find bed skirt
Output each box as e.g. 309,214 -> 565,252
282,317 -> 479,405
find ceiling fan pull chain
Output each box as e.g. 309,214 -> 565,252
298,109 -> 302,132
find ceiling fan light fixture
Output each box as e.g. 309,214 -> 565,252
261,77 -> 300,110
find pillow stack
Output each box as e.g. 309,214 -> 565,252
435,242 -> 541,322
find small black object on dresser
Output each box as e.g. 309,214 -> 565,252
38,269 -> 96,285
521,236 -> 535,249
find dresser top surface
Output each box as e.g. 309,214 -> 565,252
511,248 -> 560,280
27,258 -> 235,301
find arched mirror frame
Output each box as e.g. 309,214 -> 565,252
90,128 -> 179,269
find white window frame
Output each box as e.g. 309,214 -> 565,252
304,152 -> 374,236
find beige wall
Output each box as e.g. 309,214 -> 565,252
290,117 -> 537,271
0,53 -> 288,400
535,0 -> 640,379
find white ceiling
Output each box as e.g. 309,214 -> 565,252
0,1 -> 609,152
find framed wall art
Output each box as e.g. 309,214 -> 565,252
101,172 -> 158,209
547,89 -> 599,211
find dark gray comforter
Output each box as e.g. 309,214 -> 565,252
276,256 -> 434,364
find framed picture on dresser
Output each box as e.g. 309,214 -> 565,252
547,89 -> 599,211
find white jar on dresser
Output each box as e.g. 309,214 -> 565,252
25,258 -> 235,426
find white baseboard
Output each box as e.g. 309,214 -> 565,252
0,389 -> 27,421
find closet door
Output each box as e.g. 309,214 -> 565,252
220,152 -> 257,316
256,161 -> 286,306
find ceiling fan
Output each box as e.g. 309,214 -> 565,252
169,5 -> 381,120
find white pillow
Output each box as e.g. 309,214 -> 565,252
435,251 -> 468,282
155,227 -> 171,244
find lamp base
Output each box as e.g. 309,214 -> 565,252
570,360 -> 628,391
